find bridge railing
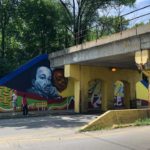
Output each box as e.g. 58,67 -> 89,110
58,4 -> 150,49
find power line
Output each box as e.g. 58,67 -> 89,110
121,4 -> 150,17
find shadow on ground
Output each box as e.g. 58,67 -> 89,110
0,113 -> 99,130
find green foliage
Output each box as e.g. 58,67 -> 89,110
0,57 -> 15,78
97,16 -> 129,36
17,0 -> 69,56
134,118 -> 150,126
0,0 -> 69,77
59,0 -> 136,44
132,22 -> 145,28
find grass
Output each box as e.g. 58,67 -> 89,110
111,118 -> 150,129
112,123 -> 133,129
80,118 -> 150,132
134,118 -> 150,126
80,126 -> 109,132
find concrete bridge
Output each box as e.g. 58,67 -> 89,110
49,24 -> 150,113
49,24 -> 150,69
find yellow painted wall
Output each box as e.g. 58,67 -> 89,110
136,81 -> 148,100
60,77 -> 74,97
80,66 -> 141,112
65,64 -> 141,113
65,64 -> 80,80
65,64 -> 81,112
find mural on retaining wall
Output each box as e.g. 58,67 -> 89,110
88,79 -> 102,111
0,86 -> 74,112
0,54 -> 74,112
136,79 -> 149,108
113,80 -> 124,108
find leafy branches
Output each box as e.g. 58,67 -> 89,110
59,0 -> 135,44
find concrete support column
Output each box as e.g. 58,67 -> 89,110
65,64 -> 81,113
124,82 -> 130,109
101,82 -> 108,111
74,80 -> 80,113
148,77 -> 150,107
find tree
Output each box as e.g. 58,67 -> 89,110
0,0 -> 21,76
18,0 -> 69,57
0,0 -> 68,77
97,16 -> 129,37
0,0 -> 19,57
59,0 -> 136,44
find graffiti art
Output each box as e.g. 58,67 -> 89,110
114,80 -> 124,108
88,79 -> 102,110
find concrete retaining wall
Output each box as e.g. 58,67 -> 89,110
81,109 -> 150,131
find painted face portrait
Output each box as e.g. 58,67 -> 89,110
53,69 -> 68,92
28,66 -> 59,99
33,66 -> 52,95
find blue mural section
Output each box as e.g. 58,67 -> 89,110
0,54 -> 49,93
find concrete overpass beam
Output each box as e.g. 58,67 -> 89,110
65,64 -> 80,80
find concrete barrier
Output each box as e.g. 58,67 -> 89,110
80,109 -> 150,131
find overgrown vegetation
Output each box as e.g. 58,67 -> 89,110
134,118 -> 150,126
80,118 -> 150,132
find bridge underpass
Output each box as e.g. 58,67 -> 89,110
49,24 -> 150,113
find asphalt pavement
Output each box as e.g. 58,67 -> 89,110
0,110 -> 77,119
0,114 -> 150,150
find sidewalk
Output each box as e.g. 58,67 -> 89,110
0,110 -> 76,119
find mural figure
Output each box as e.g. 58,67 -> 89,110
88,79 -> 102,109
22,94 -> 28,116
11,90 -> 18,113
114,80 -> 124,108
53,69 -> 68,92
27,66 -> 60,99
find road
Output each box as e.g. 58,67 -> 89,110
0,115 -> 150,150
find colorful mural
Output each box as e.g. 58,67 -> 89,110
0,86 -> 12,112
113,80 -> 124,108
0,54 -> 74,112
0,86 -> 74,112
136,80 -> 149,108
88,79 -> 102,111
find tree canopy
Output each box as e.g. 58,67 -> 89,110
59,0 -> 136,44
